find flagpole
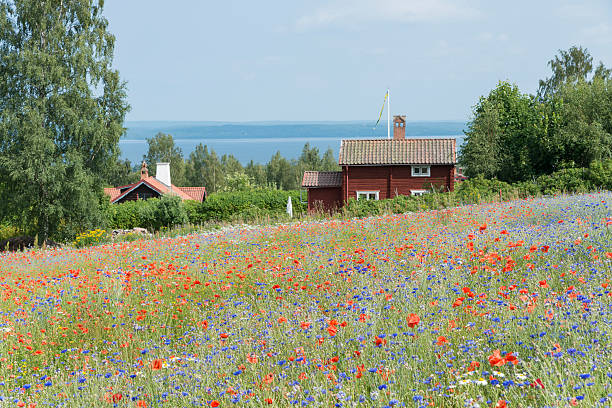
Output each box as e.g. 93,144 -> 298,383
387,88 -> 390,139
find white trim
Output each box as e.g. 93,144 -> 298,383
411,165 -> 430,177
410,189 -> 428,197
110,180 -> 164,204
356,190 -> 379,201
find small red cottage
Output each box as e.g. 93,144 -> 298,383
104,162 -> 206,204
302,115 -> 456,212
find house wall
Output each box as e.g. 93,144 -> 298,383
116,184 -> 162,203
342,165 -> 454,202
308,187 -> 342,213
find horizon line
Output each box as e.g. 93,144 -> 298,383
125,119 -> 467,125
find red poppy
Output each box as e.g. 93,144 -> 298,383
436,336 -> 447,346
151,359 -> 163,370
488,349 -> 518,367
452,297 -> 465,307
210,401 -> 220,407
406,313 -> 420,328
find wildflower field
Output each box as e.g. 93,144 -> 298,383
1,194 -> 611,408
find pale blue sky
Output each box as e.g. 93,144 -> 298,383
104,0 -> 612,122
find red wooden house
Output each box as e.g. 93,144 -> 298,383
302,115 -> 456,212
104,162 -> 206,204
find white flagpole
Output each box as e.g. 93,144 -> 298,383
387,88 -> 390,139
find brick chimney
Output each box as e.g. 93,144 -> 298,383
140,161 -> 148,180
393,115 -> 406,140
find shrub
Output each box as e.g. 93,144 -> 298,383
588,159 -> 612,190
455,176 -> 518,203
0,223 -> 19,241
192,189 -> 304,223
535,168 -> 591,195
107,195 -> 188,231
151,195 -> 188,231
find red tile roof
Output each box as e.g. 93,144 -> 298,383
105,176 -> 206,203
103,187 -> 122,202
301,171 -> 342,188
140,176 -> 194,201
338,138 -> 456,165
177,187 -> 206,202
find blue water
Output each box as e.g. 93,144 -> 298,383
119,121 -> 466,165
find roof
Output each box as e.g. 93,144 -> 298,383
338,138 -> 456,165
302,171 -> 342,188
105,176 -> 206,203
177,187 -> 207,202
103,187 -> 122,202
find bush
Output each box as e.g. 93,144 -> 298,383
151,195 -> 188,231
588,159 -> 612,190
191,189 -> 305,223
107,195 -> 188,231
535,168 -> 591,195
455,176 -> 518,203
0,223 -> 19,241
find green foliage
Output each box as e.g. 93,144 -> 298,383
0,0 -> 129,241
107,195 -> 187,231
538,45 -> 594,98
266,151 -> 298,190
462,47 -> 612,184
0,223 -> 19,241
151,195 -> 188,231
459,98 -> 502,179
221,172 -> 255,192
106,199 -> 155,231
588,159 -> 612,190
106,158 -> 139,187
535,168 -> 591,195
145,133 -> 186,185
460,81 -> 538,183
455,176 -> 518,203
189,190 -> 305,224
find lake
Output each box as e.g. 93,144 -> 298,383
119,121 -> 466,164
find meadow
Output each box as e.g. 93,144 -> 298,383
0,193 -> 611,408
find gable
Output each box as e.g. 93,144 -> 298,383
111,181 -> 163,203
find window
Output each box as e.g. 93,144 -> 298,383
356,191 -> 379,201
411,189 -> 428,197
411,165 -> 430,177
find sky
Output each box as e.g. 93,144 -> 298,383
104,0 -> 612,122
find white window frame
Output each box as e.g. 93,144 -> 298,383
411,165 -> 431,177
410,189 -> 428,197
356,191 -> 379,201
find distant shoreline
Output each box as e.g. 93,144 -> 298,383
119,121 -> 466,164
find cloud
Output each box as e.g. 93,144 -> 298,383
296,0 -> 482,30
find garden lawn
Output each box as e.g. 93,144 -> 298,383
0,193 -> 611,408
